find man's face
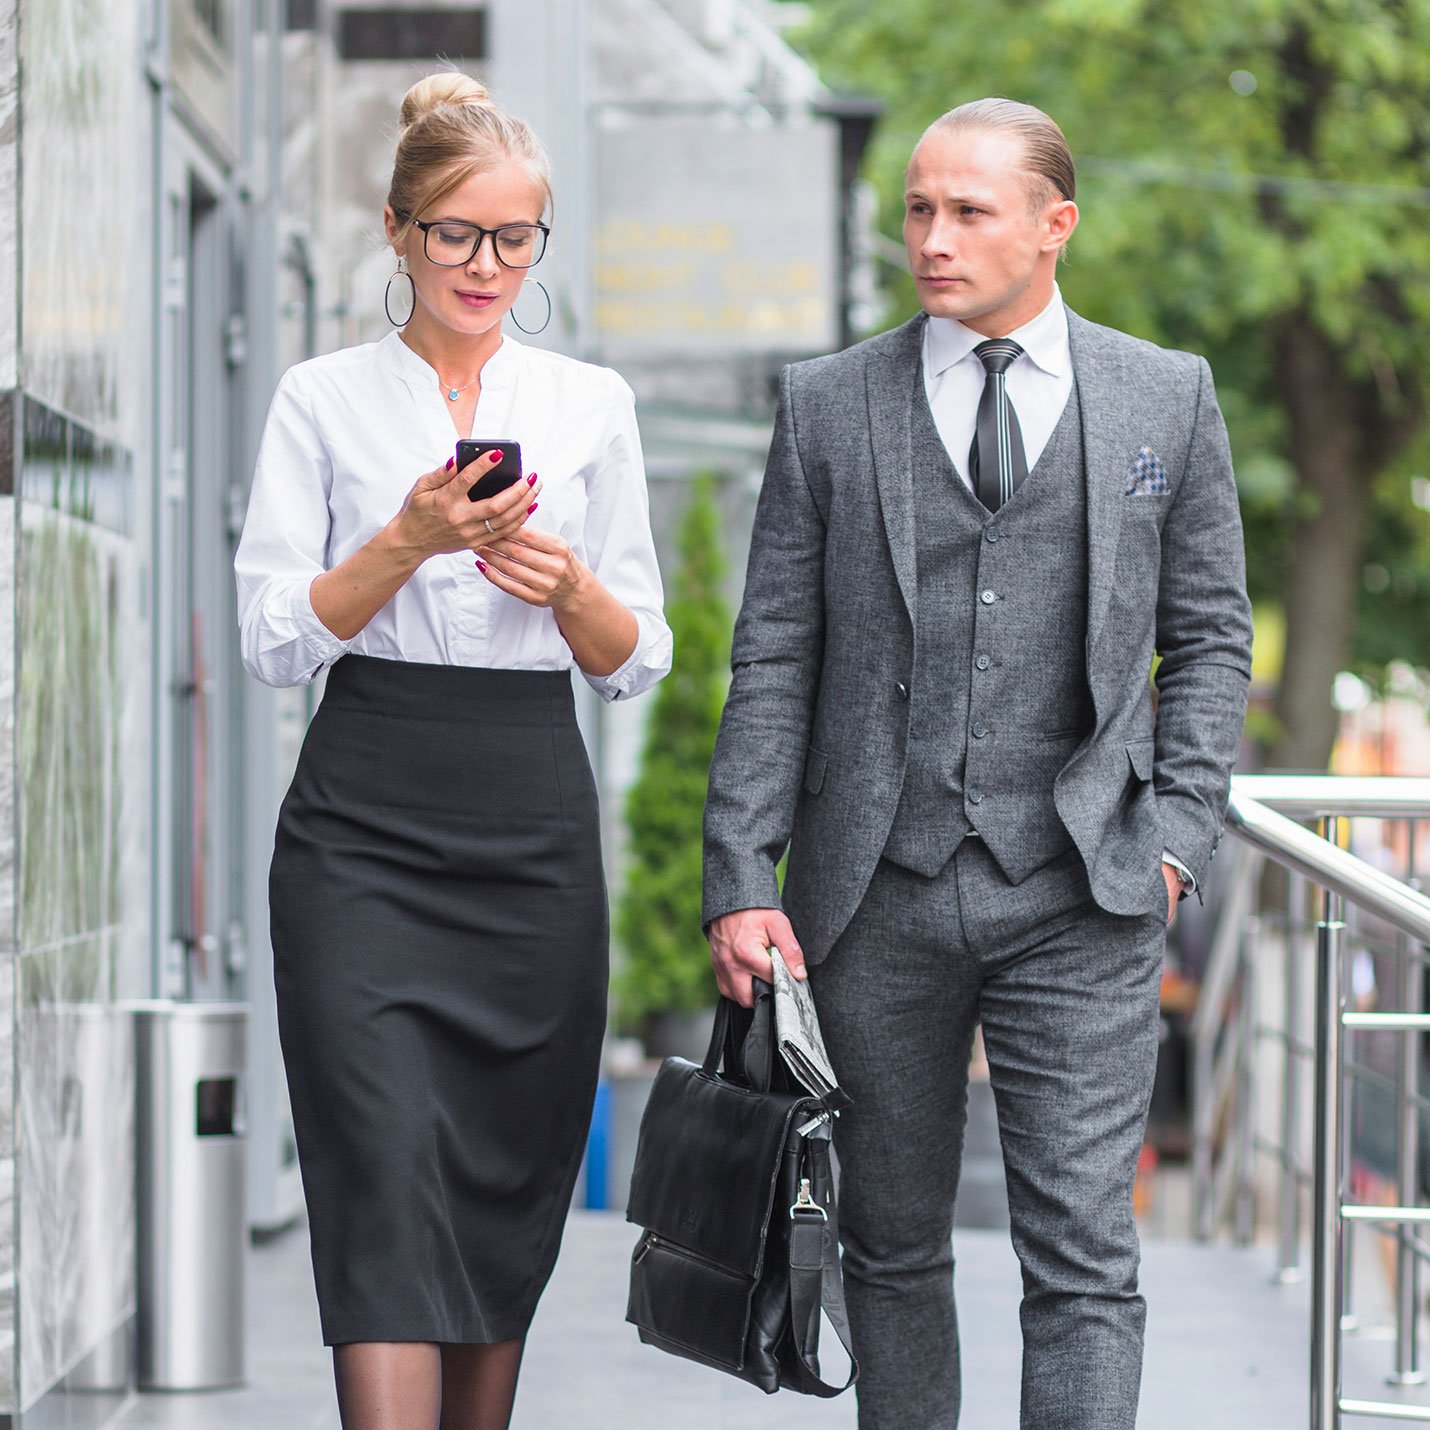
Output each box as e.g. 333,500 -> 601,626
903,126 -> 1074,336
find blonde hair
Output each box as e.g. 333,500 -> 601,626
923,98 -> 1076,212
386,72 -> 552,242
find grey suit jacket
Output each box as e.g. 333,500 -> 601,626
702,307 -> 1255,963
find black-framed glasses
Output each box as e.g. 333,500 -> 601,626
400,213 -> 550,269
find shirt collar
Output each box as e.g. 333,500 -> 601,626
923,284 -> 1069,380
376,329 -> 520,391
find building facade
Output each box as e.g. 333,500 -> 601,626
0,1 -> 287,1419
0,0 -> 868,1421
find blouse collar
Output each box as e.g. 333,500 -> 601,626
376,329 -> 521,393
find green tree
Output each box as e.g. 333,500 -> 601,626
615,475 -> 731,1032
799,0 -> 1430,769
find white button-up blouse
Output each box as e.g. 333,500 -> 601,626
235,331 -> 672,699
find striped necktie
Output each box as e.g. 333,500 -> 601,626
968,338 -> 1029,513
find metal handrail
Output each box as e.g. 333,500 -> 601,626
1232,775 -> 1430,819
1191,849 -> 1259,1241
1226,791 -> 1430,941
1213,778 -> 1430,1427
1190,848 -> 1260,1043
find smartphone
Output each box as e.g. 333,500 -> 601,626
456,439 -> 524,501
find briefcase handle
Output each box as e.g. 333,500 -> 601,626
701,980 -> 776,1092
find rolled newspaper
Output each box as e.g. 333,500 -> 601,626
768,947 -> 846,1105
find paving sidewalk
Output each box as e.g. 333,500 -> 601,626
108,1211 -> 1430,1428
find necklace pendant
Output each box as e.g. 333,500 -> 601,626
447,388 -> 459,401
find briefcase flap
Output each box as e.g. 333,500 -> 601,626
627,1056 -> 808,1280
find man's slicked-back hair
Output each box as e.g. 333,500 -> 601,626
924,98 -> 1076,211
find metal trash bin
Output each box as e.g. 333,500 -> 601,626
134,1001 -> 249,1390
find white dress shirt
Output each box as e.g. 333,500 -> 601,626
921,284 -> 1072,487
235,331 -> 673,700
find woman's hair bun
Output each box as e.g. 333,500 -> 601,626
386,69 -> 552,230
398,73 -> 494,130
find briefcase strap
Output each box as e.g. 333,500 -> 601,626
785,1134 -> 859,1397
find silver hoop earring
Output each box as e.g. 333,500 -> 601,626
509,278 -> 552,336
384,258 -> 415,327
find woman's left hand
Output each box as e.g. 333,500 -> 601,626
476,526 -> 588,609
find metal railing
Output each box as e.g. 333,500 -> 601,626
1193,775 -> 1430,1427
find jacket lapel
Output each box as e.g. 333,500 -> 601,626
1067,310 -> 1139,659
865,316 -> 924,623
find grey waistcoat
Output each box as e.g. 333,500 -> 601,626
881,371 -> 1093,882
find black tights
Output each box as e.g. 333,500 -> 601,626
332,1339 -> 526,1430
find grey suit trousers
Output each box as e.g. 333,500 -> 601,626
809,839 -> 1165,1430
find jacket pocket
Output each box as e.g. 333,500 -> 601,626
1033,727 -> 1087,743
1126,738 -> 1155,782
803,746 -> 829,796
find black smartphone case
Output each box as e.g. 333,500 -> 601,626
457,439 -> 523,501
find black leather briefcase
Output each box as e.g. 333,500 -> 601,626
625,982 -> 857,1396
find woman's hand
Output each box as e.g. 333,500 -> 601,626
475,526 -> 586,609
393,449 -> 543,561
311,454 -> 544,642
478,524 -> 642,679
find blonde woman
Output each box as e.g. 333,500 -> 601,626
235,73 -> 671,1429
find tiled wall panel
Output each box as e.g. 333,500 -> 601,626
19,0 -> 142,444
17,484 -> 127,956
0,1 -> 18,393
1,33 -> 20,1413
16,967 -> 132,1407
12,0 -> 145,1412
0,486 -> 17,1410
12,462 -> 135,1413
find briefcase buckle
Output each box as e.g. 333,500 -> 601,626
790,1177 -> 828,1221
796,1109 -> 832,1138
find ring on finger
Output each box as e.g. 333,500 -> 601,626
483,518 -> 494,535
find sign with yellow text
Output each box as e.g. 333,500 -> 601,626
595,118 -> 839,358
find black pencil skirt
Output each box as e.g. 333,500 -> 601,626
270,654 -> 608,1346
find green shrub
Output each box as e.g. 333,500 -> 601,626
615,474 -> 731,1032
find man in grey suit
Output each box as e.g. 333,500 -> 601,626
702,99 -> 1253,1429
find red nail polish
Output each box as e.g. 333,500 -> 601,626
527,502 -> 538,515
488,449 -> 503,461
445,457 -> 455,470
527,473 -> 538,486
476,559 -> 488,572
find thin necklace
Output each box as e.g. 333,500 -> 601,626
442,373 -> 480,402
396,333 -> 486,400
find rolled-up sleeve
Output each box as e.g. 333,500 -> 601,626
234,367 -> 352,687
578,375 -> 672,702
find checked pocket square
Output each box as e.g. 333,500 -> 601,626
1125,446 -> 1169,496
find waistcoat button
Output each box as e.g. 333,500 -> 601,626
972,723 -> 988,739
975,654 -> 991,671
986,528 -> 1001,542
968,788 -> 984,805
895,681 -> 910,701
980,589 -> 996,605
